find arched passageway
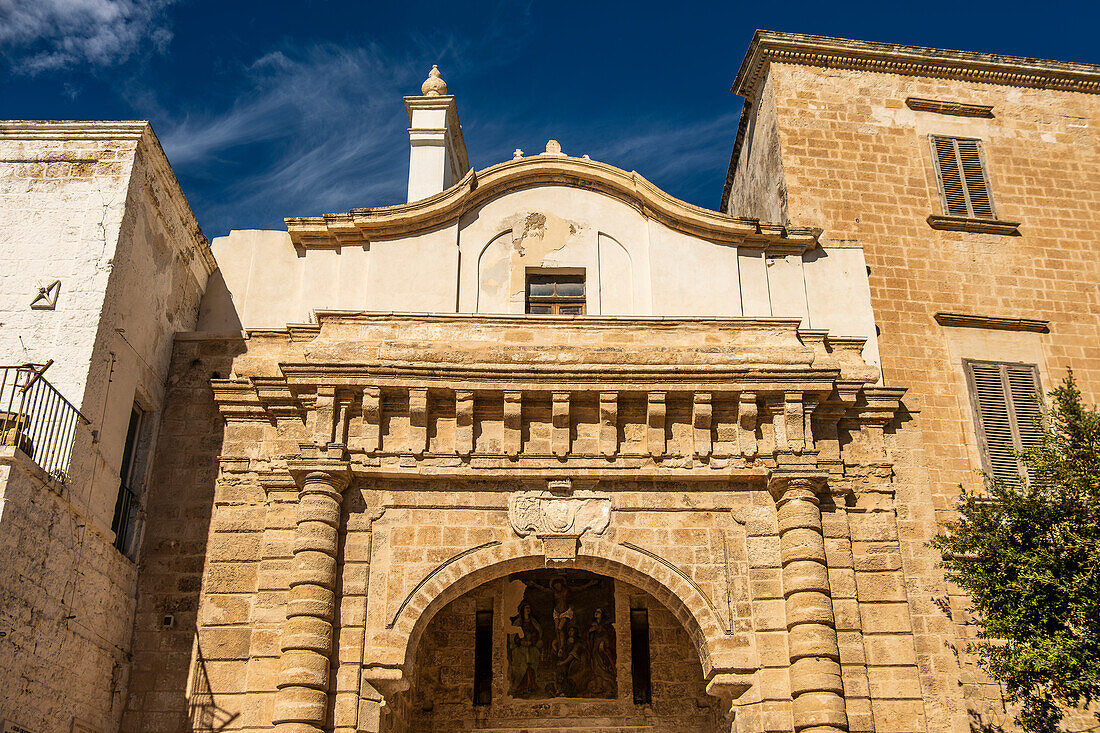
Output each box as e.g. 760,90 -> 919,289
382,569 -> 728,732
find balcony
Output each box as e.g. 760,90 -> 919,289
0,364 -> 85,483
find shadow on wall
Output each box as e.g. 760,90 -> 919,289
195,270 -> 244,332
122,340 -> 245,730
189,641 -> 240,732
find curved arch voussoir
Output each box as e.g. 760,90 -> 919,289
384,537 -> 741,680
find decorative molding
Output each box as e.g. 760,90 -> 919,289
30,280 -> 61,310
926,214 -> 1020,235
733,31 -> 1100,100
934,312 -> 1050,333
286,154 -> 821,252
0,120 -> 150,140
905,97 -> 994,117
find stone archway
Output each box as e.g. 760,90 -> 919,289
398,568 -> 729,732
362,537 -> 757,724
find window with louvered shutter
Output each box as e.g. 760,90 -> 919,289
931,136 -> 996,219
964,360 -> 1043,484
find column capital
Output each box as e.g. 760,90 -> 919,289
287,459 -> 352,493
767,466 -> 828,503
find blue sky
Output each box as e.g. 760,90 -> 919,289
2,1 -> 1097,238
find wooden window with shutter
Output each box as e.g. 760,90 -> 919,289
526,272 -> 586,315
930,136 -> 996,219
964,360 -> 1043,484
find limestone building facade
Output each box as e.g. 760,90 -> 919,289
0,31 -> 1096,733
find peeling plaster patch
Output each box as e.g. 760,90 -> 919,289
500,211 -> 588,302
511,212 -> 547,256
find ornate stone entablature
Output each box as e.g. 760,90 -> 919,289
210,311 -> 902,483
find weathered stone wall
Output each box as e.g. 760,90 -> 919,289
0,447 -> 137,733
0,122 -> 212,733
120,336 -> 240,732
725,75 -> 788,224
0,124 -> 138,405
729,56 -> 1100,732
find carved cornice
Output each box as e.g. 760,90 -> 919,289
0,120 -> 150,140
285,154 -> 821,251
208,312 -> 898,472
849,387 -> 908,427
934,312 -> 1050,333
733,31 -> 1100,100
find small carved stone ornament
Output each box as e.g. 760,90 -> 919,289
508,490 -> 611,538
30,280 -> 61,310
421,65 -> 447,96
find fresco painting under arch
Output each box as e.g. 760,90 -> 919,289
505,569 -> 617,700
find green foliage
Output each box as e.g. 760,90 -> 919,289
934,371 -> 1100,733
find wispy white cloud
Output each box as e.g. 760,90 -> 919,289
0,0 -> 176,72
145,0 -> 734,236
158,42 -> 425,234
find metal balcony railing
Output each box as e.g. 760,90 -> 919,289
0,363 -> 85,482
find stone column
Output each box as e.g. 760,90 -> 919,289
273,460 -> 351,732
770,467 -> 848,733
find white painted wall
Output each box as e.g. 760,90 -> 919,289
0,121 -> 211,733
0,127 -> 137,407
198,180 -> 881,371
0,122 -> 211,532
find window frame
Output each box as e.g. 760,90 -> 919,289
524,271 -> 586,315
111,404 -> 145,558
929,134 -> 998,220
629,606 -> 652,705
963,359 -> 1043,483
473,609 -> 493,706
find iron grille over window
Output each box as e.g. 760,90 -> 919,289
930,135 -> 996,219
964,360 -> 1043,485
526,273 -> 585,315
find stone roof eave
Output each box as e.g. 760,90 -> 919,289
285,155 -> 821,253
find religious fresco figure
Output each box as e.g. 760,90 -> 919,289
551,625 -> 593,697
505,570 -> 616,699
523,574 -> 600,660
587,606 -> 616,694
507,601 -> 543,696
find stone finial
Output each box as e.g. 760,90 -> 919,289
544,139 -> 563,155
513,148 -> 524,159
420,65 -> 447,96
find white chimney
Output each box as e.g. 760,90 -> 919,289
405,65 -> 469,202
